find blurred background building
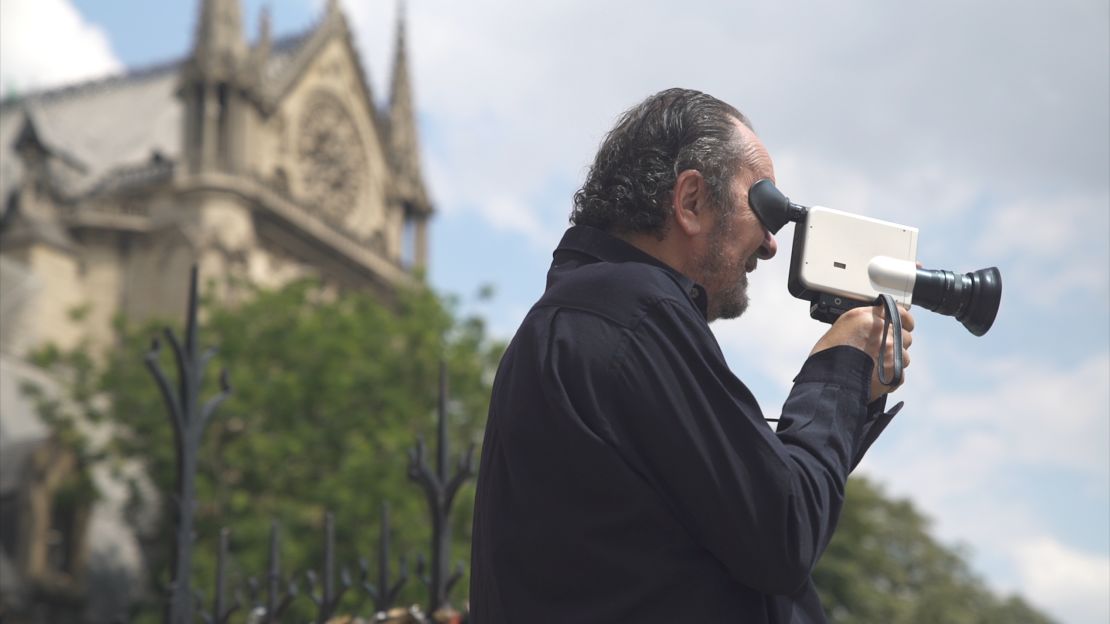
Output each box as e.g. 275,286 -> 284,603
0,0 -> 431,620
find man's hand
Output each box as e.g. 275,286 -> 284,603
810,304 -> 915,401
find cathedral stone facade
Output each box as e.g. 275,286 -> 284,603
0,0 -> 431,619
0,0 -> 431,357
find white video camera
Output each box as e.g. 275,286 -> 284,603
747,179 -> 1001,336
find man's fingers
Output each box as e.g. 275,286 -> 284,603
898,306 -> 915,332
865,298 -> 915,397
870,303 -> 916,333
882,346 -> 910,372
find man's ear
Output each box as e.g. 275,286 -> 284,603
672,169 -> 709,237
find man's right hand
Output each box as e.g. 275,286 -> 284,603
810,304 -> 915,402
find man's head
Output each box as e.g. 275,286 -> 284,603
571,88 -> 777,321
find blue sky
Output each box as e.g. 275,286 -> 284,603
2,1 -> 1108,621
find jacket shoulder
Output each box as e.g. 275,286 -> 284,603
538,261 -> 691,329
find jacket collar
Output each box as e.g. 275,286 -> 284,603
550,225 -> 709,319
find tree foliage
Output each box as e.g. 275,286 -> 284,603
36,277 -> 503,621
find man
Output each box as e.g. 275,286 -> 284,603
469,88 -> 913,623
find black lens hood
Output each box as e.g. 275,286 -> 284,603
957,267 -> 1002,336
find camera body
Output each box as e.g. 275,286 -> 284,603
787,206 -> 919,323
748,178 -> 1001,336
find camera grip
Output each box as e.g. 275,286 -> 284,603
809,292 -> 871,324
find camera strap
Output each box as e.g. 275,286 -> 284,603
875,294 -> 904,388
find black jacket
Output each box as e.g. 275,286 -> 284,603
470,225 -> 896,623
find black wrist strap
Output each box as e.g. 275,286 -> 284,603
875,294 -> 904,387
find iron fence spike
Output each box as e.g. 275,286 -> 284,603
364,580 -> 380,599
218,600 -> 240,624
306,569 -> 321,605
275,593 -> 297,622
145,353 -> 183,428
201,391 -> 229,425
387,578 -> 405,604
445,563 -> 464,595
164,329 -> 190,399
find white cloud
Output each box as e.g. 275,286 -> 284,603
973,191 -> 1110,306
980,193 -> 1109,259
1015,537 -> 1110,624
0,0 -> 123,95
477,194 -> 557,248
770,150 -> 983,228
342,0 -> 1108,268
923,354 -> 1109,476
861,352 -> 1110,520
856,351 -> 1110,623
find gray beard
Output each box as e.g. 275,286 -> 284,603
698,226 -> 751,321
710,269 -> 749,321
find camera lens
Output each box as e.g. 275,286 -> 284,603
912,267 -> 1002,336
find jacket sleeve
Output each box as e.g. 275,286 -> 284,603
608,299 -> 881,595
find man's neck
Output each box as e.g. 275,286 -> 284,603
619,230 -> 695,279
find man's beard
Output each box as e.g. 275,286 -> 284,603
713,269 -> 750,320
698,220 -> 751,321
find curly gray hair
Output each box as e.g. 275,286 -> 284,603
570,88 -> 752,237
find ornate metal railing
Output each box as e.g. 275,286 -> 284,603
148,267 -> 473,623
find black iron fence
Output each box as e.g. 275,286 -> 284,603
148,268 -> 473,623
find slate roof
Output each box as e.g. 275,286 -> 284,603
0,31 -> 312,208
0,64 -> 180,202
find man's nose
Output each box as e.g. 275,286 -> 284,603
758,228 -> 778,260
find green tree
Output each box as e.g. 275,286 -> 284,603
35,277 -> 504,621
815,477 -> 1055,624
